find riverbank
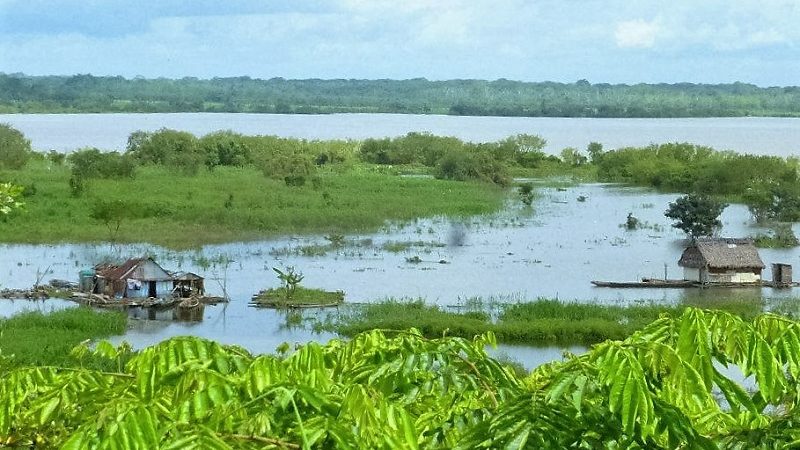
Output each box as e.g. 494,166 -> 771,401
0,161 -> 504,248
0,307 -> 126,368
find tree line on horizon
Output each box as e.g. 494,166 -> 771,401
1,73 -> 800,117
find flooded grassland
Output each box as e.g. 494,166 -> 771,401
2,183 -> 797,365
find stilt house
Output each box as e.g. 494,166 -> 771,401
678,238 -> 764,284
93,257 -> 176,298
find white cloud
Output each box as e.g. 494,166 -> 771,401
614,19 -> 659,48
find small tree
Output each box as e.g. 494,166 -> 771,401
273,266 -> 304,300
586,142 -> 604,164
90,199 -> 129,243
664,193 -> 727,238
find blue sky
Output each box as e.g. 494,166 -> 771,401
1,0 -> 798,85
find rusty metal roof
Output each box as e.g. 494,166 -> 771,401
95,257 -> 173,281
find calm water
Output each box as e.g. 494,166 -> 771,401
2,113 -> 799,156
2,113 -> 799,367
1,184 -> 798,365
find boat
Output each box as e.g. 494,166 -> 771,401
591,279 -> 696,288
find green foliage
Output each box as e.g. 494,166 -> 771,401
0,123 -> 32,170
199,130 -> 252,169
89,199 -> 131,241
317,298 -> 764,346
752,223 -> 800,248
127,128 -> 204,175
592,143 -> 800,223
4,74 -> 800,118
272,266 -> 305,300
665,194 -> 727,238
434,148 -> 511,186
6,309 -> 800,448
586,141 -> 604,163
360,132 -> 462,166
743,180 -> 800,223
0,308 -> 126,368
0,182 -> 24,215
559,147 -> 587,166
68,147 -> 136,180
1,160 -> 503,247
518,182 -> 535,206
253,286 -> 344,308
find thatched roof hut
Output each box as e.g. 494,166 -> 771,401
678,238 -> 764,284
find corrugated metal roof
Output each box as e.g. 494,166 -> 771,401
96,257 -> 173,281
678,238 -> 764,270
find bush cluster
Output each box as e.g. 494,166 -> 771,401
359,132 -> 554,186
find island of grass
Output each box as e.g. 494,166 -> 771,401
251,286 -> 345,309
312,297 -> 768,346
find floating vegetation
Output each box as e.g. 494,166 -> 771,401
269,237 -> 374,257
381,240 -> 446,253
250,286 -> 344,309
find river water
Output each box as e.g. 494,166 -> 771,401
2,183 -> 799,366
1,113 -> 799,156
1,113 -> 799,367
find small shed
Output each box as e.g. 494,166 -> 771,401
94,257 -> 175,298
772,263 -> 793,287
678,238 -> 765,284
172,272 -> 205,298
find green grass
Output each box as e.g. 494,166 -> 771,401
0,307 -> 127,368
0,161 -> 504,248
317,297 -> 767,346
252,286 -> 345,308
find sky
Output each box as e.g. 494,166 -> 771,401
0,0 -> 798,86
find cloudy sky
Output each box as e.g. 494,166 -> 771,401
1,0 -> 798,85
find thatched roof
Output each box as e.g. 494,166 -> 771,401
678,238 -> 764,270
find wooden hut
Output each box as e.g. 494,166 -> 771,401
772,263 -> 793,287
678,238 -> 765,284
172,272 -> 205,298
94,257 -> 175,298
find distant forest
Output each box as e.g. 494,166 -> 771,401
2,73 -> 800,117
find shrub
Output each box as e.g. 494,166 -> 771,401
68,148 -> 136,179
0,123 -> 32,169
127,128 -> 203,175
435,147 -> 510,186
199,130 -> 251,169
